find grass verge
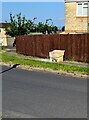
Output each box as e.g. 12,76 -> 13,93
0,53 -> 89,75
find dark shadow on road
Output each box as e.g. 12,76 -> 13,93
0,64 -> 20,74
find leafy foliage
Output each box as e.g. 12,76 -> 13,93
61,26 -> 65,31
36,19 -> 58,34
5,13 -> 59,37
5,13 -> 35,37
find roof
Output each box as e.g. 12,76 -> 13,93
65,0 -> 89,1
0,23 -> 10,28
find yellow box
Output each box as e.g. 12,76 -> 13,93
49,50 -> 65,62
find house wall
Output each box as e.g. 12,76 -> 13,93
87,22 -> 89,32
0,28 -> 7,46
65,1 -> 89,33
0,28 -> 14,46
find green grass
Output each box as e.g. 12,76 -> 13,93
0,53 -> 89,75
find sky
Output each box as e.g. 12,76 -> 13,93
1,2 -> 65,28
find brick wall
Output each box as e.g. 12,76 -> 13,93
65,2 -> 89,33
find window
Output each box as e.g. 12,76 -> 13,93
77,2 -> 88,16
0,29 -> 1,33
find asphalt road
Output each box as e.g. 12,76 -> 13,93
2,65 -> 87,118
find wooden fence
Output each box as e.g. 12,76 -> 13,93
16,34 -> 89,62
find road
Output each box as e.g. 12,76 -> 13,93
1,65 -> 87,118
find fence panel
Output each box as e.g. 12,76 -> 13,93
16,34 -> 89,62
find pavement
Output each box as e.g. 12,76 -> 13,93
2,46 -> 88,68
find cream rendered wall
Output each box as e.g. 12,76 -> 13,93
0,28 -> 14,46
0,28 -> 7,46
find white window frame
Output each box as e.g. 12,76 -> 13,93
76,2 -> 88,16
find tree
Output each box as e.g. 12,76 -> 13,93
36,19 -> 58,34
5,13 -> 38,36
5,13 -> 59,38
36,22 -> 45,33
5,13 -> 30,37
5,13 -> 37,46
30,17 -> 37,32
51,26 -> 58,33
61,26 -> 65,31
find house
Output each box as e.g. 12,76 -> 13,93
0,23 -> 9,46
0,23 -> 14,46
65,0 -> 89,33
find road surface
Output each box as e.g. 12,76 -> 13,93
1,65 -> 87,118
